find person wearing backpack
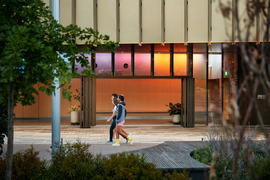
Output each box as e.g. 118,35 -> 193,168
112,94 -> 133,146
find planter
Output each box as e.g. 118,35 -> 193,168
172,114 -> 181,124
71,111 -> 79,124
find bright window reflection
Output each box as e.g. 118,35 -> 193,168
174,54 -> 187,76
193,54 -> 206,79
154,53 -> 170,76
193,54 -> 207,123
96,53 -> 111,75
134,53 -> 151,75
208,54 -> 222,79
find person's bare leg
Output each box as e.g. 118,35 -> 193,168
113,128 -> 116,140
120,128 -> 128,137
117,126 -> 125,138
112,125 -> 120,146
115,125 -> 119,139
122,128 -> 129,136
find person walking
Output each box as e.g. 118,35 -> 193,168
106,94 -> 128,144
112,94 -> 133,146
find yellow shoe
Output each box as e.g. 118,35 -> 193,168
128,138 -> 133,145
112,140 -> 120,146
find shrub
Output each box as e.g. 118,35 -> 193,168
45,141 -> 100,180
193,125 -> 269,180
45,141 -> 190,180
1,141 -> 192,179
163,170 -> 191,180
0,146 -> 46,180
255,155 -> 270,180
100,152 -> 162,180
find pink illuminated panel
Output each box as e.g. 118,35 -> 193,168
134,53 -> 151,75
115,53 -> 131,75
154,53 -> 170,76
174,54 -> 187,76
95,53 -> 111,75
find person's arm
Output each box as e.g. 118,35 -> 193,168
117,105 -> 122,120
125,109 -> 127,117
107,110 -> 117,122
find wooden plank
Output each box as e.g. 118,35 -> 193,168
102,141 -> 210,171
91,77 -> 96,126
84,78 -> 90,128
80,77 -> 83,128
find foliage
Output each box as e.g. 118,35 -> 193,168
43,141 -> 190,180
45,141 -> 100,180
67,105 -> 80,112
163,170 -> 191,180
73,89 -> 80,102
0,146 -> 46,180
100,152 -> 162,180
0,0 -> 118,105
254,151 -> 270,180
165,103 -> 182,115
193,146 -> 212,166
0,103 -> 8,156
193,125 -> 269,180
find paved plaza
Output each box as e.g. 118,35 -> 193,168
2,122 -> 269,161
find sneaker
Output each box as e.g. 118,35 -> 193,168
129,138 -> 133,145
113,138 -> 116,142
128,134 -> 131,138
126,138 -> 129,143
106,140 -> 113,144
112,142 -> 120,146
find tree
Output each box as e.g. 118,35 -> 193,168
0,0 -> 118,179
209,0 -> 270,179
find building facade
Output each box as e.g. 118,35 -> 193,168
14,0 -> 270,126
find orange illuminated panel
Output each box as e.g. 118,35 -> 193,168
174,54 -> 187,76
154,53 -> 170,76
96,79 -> 181,112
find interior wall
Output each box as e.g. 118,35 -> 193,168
96,79 -> 182,112
13,79 -> 81,119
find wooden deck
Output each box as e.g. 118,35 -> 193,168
104,141 -> 210,179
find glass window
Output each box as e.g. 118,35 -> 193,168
208,54 -> 222,79
95,53 -> 111,75
75,54 -> 91,75
193,54 -> 207,124
115,53 -> 131,75
174,54 -> 187,76
134,53 -> 151,75
134,44 -> 151,76
193,54 -> 206,79
208,43 -> 222,53
193,43 -> 207,53
154,53 -> 170,76
174,43 -> 187,52
208,54 -> 222,123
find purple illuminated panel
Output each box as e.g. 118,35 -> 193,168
96,53 -> 111,75
75,54 -> 91,75
134,53 -> 151,75
115,53 -> 131,75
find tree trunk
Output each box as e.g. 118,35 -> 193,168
5,82 -> 14,180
